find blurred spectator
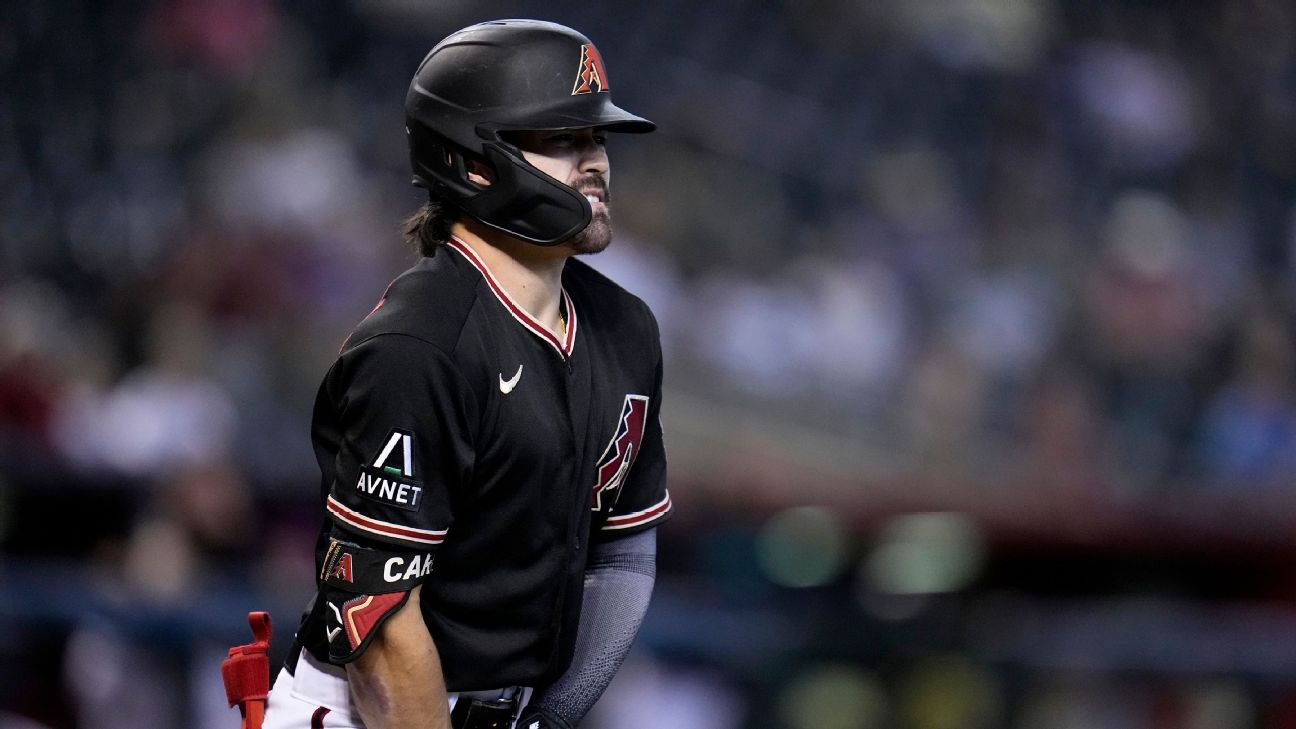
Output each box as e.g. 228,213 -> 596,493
64,458 -> 257,729
1195,309 -> 1296,490
53,302 -> 236,477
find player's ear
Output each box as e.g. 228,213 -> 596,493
466,159 -> 496,187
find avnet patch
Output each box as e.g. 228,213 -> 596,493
355,467 -> 424,511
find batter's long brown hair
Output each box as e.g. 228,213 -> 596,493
401,196 -> 457,257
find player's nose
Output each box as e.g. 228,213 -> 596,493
579,139 -> 609,176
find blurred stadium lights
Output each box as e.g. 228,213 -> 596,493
895,655 -> 1002,729
755,506 -> 851,588
777,663 -> 887,729
862,512 -> 987,596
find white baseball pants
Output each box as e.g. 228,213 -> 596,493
261,649 -> 531,729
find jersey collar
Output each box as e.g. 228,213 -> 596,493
446,236 -> 578,358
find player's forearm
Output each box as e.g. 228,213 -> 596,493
524,529 -> 657,728
347,586 -> 451,729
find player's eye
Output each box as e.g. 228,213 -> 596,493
593,133 -> 608,146
546,132 -> 577,146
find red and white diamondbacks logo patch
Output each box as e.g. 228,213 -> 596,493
572,43 -> 611,95
328,553 -> 353,583
592,395 -> 649,511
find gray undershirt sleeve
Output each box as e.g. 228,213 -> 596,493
526,528 -> 657,728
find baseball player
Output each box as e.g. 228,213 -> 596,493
260,19 -> 671,729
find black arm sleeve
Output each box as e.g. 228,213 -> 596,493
522,529 -> 657,728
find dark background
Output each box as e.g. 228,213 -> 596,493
3,1 -> 1296,727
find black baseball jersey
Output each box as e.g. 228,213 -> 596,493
299,236 -> 671,690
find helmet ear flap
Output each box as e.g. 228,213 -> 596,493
409,123 -> 491,197
459,143 -> 591,245
408,123 -> 589,244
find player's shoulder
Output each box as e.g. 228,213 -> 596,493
563,258 -> 658,329
344,250 -> 480,355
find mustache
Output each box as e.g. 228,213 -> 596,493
572,173 -> 609,203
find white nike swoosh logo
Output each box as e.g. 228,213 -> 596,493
499,364 -> 523,394
327,603 -> 343,642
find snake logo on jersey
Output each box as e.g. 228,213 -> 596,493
592,395 -> 649,512
356,428 -> 424,512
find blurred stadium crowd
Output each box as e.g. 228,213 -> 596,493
3,1 -> 1296,728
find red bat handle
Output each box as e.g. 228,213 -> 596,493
221,611 -> 273,729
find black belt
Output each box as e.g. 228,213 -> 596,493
450,686 -> 525,729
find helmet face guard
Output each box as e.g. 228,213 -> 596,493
405,20 -> 655,245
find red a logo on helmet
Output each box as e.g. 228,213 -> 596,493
572,44 -> 611,95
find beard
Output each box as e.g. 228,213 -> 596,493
569,208 -> 612,255
566,173 -> 612,255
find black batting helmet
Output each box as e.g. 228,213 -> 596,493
405,19 -> 655,245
